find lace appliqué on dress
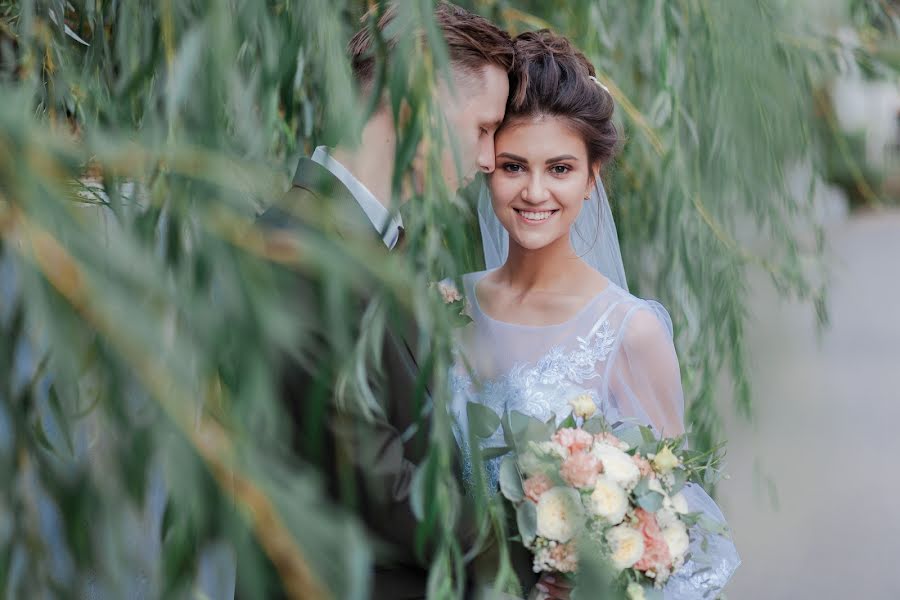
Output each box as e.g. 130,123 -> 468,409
454,318 -> 618,492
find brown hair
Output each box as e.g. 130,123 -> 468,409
348,2 -> 514,90
506,30 -> 618,167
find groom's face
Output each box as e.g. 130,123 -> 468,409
431,64 -> 509,193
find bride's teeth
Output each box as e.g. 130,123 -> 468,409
520,210 -> 553,221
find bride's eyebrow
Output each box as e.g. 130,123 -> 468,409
545,154 -> 578,163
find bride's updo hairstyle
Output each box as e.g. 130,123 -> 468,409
505,30 -> 618,167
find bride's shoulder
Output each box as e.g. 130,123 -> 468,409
597,286 -> 675,343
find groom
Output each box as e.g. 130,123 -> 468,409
259,3 -> 519,598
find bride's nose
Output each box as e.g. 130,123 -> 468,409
520,174 -> 550,204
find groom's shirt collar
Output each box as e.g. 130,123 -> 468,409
311,146 -> 404,250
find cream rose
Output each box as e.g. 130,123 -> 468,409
587,477 -> 628,525
670,491 -> 689,514
626,582 -> 646,600
656,506 -> 677,529
518,450 -> 543,476
652,446 -> 680,474
534,440 -> 570,461
663,520 -> 690,561
606,524 -> 645,570
592,443 -> 641,491
535,487 -> 585,543
568,393 -> 597,419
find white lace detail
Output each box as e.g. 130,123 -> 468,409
453,314 -> 621,491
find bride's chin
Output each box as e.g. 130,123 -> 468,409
510,235 -> 555,252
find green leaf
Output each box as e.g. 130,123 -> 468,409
47,386 -> 74,455
582,414 -> 610,435
635,491 -> 664,512
481,445 -> 511,460
615,425 -> 644,450
410,463 -> 427,521
516,501 -> 537,544
466,402 -> 501,439
558,414 -> 576,430
506,410 -> 553,447
639,425 -> 658,445
669,468 -> 688,494
499,455 -> 524,503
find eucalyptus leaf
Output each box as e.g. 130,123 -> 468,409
516,501 -> 538,545
614,425 -> 643,450
499,455 -> 524,503
635,491 -> 664,512
481,445 -> 511,460
467,402 -> 501,439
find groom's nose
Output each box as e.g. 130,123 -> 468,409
477,136 -> 496,174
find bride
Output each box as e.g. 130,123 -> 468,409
450,31 -> 739,599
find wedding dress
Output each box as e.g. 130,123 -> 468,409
450,183 -> 740,598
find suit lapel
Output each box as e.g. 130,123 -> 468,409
289,158 -> 429,400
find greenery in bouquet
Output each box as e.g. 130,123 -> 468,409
496,395 -> 728,599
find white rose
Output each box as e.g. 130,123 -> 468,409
536,487 -> 585,543
534,440 -> 570,461
670,491 -> 689,514
592,444 -> 641,491
606,524 -> 645,570
518,451 -> 543,476
626,582 -> 646,600
663,520 -> 690,561
568,393 -> 597,419
587,477 -> 628,525
656,506 -> 678,529
647,477 -> 665,495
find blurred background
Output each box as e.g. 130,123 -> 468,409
0,1 -> 898,598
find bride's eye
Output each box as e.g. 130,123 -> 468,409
550,165 -> 571,175
502,163 -> 524,173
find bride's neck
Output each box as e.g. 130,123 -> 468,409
499,235 -> 582,292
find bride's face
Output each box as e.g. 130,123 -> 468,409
489,116 -> 595,252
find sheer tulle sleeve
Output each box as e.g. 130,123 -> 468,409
606,301 -> 685,437
607,302 -> 741,598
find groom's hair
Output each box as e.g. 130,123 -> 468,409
348,2 -> 514,92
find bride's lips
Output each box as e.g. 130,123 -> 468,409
514,208 -> 560,224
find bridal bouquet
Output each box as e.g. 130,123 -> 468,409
497,395 -> 726,599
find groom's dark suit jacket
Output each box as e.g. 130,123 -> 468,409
258,158 -> 481,599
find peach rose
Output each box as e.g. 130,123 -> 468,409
595,432 -> 629,451
523,472 -> 554,503
633,508 -> 673,574
549,541 -> 579,573
560,451 -> 603,489
632,454 -> 654,478
552,427 -> 594,454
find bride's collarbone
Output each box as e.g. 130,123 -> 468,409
478,284 -> 602,327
